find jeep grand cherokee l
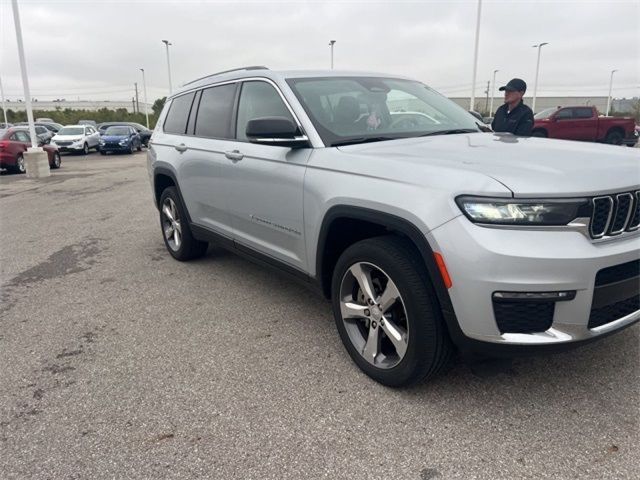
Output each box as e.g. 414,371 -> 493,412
147,67 -> 639,387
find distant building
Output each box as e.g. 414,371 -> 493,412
3,100 -> 150,114
450,96 -> 617,115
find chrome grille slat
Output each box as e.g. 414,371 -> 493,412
609,193 -> 634,235
626,191 -> 640,231
590,196 -> 614,238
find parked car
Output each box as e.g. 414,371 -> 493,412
98,125 -> 142,154
78,120 -> 97,127
149,67 -> 640,387
39,122 -> 64,132
50,125 -> 100,154
14,124 -> 54,144
98,122 -> 152,146
0,127 -> 61,173
533,106 -> 638,146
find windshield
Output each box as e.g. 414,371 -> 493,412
287,77 -> 481,146
105,126 -> 130,136
534,107 -> 558,119
58,127 -> 84,136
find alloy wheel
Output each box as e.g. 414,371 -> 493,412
17,155 -> 25,173
161,197 -> 182,251
339,262 -> 409,369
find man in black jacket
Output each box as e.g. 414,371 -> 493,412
491,78 -> 534,136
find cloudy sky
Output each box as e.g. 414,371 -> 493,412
0,0 -> 638,104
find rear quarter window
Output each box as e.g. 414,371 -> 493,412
163,92 -> 196,135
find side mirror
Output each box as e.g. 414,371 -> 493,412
246,117 -> 309,148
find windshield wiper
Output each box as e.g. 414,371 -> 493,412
331,136 -> 399,147
418,129 -> 479,137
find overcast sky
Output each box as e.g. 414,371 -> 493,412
1,0 -> 638,103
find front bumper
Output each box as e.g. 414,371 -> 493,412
53,143 -> 85,152
428,215 -> 640,350
100,143 -> 132,152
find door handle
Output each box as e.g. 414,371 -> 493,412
225,150 -> 244,162
174,143 -> 188,153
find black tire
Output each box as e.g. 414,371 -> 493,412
82,143 -> 89,155
14,153 -> 26,174
531,129 -> 547,138
136,141 -> 142,152
159,187 -> 208,261
128,143 -> 134,154
605,129 -> 623,145
100,150 -> 107,155
51,152 -> 61,169
331,235 -> 452,387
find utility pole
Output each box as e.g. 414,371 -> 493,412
532,42 -> 549,113
329,40 -> 336,69
134,82 -> 139,114
132,97 -> 136,113
489,69 -> 499,116
140,68 -> 149,128
469,0 -> 482,111
606,69 -> 618,116
484,80 -> 490,114
0,74 -> 8,127
162,40 -> 173,94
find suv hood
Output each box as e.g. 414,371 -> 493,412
337,133 -> 640,197
53,135 -> 84,141
102,135 -> 129,141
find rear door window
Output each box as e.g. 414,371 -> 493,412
572,108 -> 593,119
164,92 -> 196,135
555,109 -> 573,120
194,84 -> 237,139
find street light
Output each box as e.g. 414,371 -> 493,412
0,74 -> 8,127
606,69 -> 618,116
329,40 -> 336,69
489,69 -> 499,116
469,0 -> 483,111
11,0 -> 49,177
140,68 -> 149,129
162,39 -> 173,94
532,42 -> 549,113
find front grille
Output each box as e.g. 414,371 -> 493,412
493,300 -> 555,334
55,141 -> 72,146
589,294 -> 640,329
589,191 -> 639,238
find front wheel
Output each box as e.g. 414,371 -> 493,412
136,141 -> 142,152
14,154 -> 26,174
82,143 -> 89,155
331,236 -> 452,387
159,187 -> 208,261
531,129 -> 547,138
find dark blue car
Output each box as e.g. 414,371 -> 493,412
99,125 -> 142,154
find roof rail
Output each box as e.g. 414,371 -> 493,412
182,66 -> 269,87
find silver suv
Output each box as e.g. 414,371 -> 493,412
148,67 -> 639,387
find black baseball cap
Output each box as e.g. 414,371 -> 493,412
499,78 -> 527,93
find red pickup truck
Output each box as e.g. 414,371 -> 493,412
532,106 -> 638,146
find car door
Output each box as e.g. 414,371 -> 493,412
10,131 -> 29,159
174,84 -> 237,239
551,108 -> 574,139
85,126 -> 99,147
570,107 -> 597,141
224,79 -> 312,272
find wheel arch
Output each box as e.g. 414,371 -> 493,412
315,205 -> 463,344
153,167 -> 194,223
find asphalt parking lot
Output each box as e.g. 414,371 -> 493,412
0,150 -> 638,480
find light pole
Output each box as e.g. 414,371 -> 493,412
606,69 -> 618,116
11,0 -> 49,177
329,40 -> 336,69
469,0 -> 482,111
162,39 -> 173,94
532,42 -> 549,113
0,74 -> 8,127
489,69 -> 499,116
140,68 -> 149,128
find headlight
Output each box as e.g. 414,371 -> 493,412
119,139 -> 128,145
74,139 -> 84,144
99,140 -> 105,145
456,196 -> 590,225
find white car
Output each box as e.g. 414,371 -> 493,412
51,125 -> 100,155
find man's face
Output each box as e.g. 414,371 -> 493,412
504,89 -> 524,104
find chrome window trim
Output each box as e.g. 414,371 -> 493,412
164,76 -> 321,146
609,193 -> 634,235
590,196 -> 614,239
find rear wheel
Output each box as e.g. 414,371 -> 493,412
331,236 -> 452,387
51,152 -> 61,169
159,187 -> 208,261
605,129 -> 623,145
14,154 -> 26,174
